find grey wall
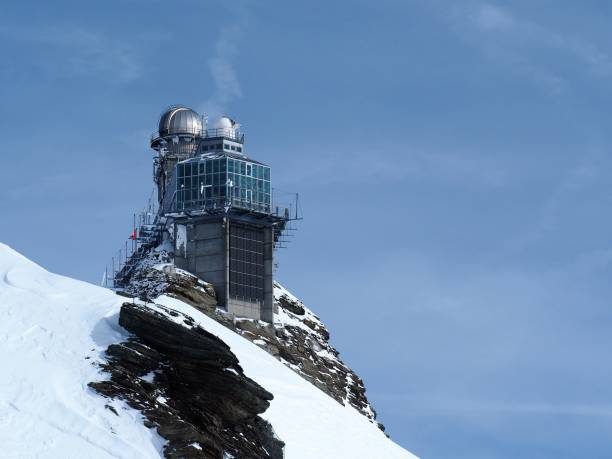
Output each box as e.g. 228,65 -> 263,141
173,216 -> 275,323
174,219 -> 227,303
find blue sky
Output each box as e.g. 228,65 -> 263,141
2,1 -> 612,457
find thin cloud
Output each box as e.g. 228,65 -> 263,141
376,395 -> 612,417
450,2 -> 612,93
0,25 -> 141,83
474,4 -> 514,31
202,4 -> 250,118
278,146 -> 511,189
502,148 -> 608,255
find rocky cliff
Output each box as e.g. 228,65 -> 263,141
90,301 -> 284,459
0,242 -> 416,459
90,248 -> 386,457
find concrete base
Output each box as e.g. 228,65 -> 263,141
172,214 -> 275,323
227,297 -> 263,321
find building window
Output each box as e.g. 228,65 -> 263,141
176,157 -> 271,214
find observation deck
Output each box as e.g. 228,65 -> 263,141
150,126 -> 244,149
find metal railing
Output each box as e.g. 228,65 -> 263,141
102,192 -> 162,289
171,189 -> 300,220
175,197 -> 273,215
150,127 -> 244,144
203,127 -> 244,142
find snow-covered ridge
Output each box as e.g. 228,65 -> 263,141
125,252 -> 382,426
273,281 -> 325,333
271,280 -> 379,421
0,243 -> 417,458
152,294 -> 417,459
0,243 -> 165,458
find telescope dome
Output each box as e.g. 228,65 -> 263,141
158,106 -> 203,137
214,116 -> 239,130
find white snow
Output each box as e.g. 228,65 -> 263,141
0,243 -> 165,459
273,281 -> 327,335
153,295 -> 418,459
175,224 -> 187,256
0,243 -> 417,459
141,371 -> 157,383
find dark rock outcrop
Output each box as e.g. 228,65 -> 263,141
90,302 -> 284,459
124,258 -> 217,314
121,256 -> 385,432
276,293 -> 305,316
235,300 -> 380,426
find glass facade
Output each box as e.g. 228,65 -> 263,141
176,156 -> 271,213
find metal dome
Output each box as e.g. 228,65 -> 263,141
158,106 -> 203,137
213,115 -> 237,130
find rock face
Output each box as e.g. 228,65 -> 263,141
124,261 -> 382,429
101,250 -> 386,458
90,302 -> 284,459
122,252 -> 217,312
240,282 -> 380,426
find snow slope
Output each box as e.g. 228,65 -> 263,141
0,243 -> 417,458
0,243 -> 164,459
154,295 -> 417,459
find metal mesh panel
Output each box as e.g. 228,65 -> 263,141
229,224 -> 264,302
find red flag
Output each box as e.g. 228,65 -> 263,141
129,228 -> 137,240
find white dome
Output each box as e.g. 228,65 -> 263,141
213,116 -> 239,130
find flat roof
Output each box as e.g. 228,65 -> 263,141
182,151 -> 269,166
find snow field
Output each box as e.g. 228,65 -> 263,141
154,295 -> 418,459
0,242 -> 417,459
0,243 -> 165,459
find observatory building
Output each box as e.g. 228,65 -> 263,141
144,105 -> 293,323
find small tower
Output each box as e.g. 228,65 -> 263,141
151,106 -> 204,211
149,106 -> 294,323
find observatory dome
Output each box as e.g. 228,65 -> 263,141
214,116 -> 239,130
158,106 -> 203,137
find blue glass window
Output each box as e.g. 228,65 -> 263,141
176,156 -> 271,213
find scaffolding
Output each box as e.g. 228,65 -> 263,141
102,191 -> 163,289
